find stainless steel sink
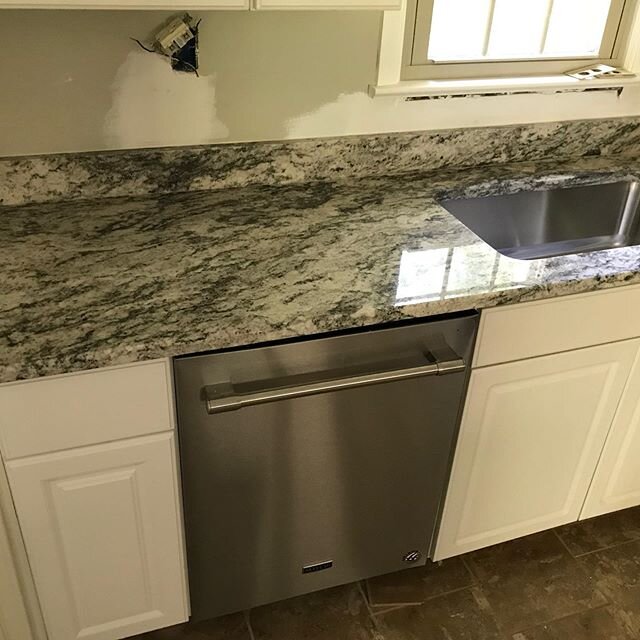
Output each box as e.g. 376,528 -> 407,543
440,180 -> 640,260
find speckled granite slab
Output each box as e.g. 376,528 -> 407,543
2,155 -> 640,383
2,116 -> 640,207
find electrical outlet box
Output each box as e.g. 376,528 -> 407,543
566,64 -> 634,81
154,14 -> 196,56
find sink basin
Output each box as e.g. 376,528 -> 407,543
440,180 -> 640,260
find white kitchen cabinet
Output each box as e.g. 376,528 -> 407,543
0,493 -> 35,640
0,458 -> 47,640
475,284 -> 640,368
0,360 -> 174,460
0,0 -> 398,10
253,0 -> 399,9
581,346 -> 640,519
0,0 -> 248,9
4,432 -> 188,640
434,339 -> 639,561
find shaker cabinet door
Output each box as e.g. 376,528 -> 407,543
434,340 -> 638,560
5,432 -> 188,640
582,346 -> 640,519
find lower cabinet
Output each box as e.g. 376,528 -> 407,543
4,432 -> 188,640
581,347 -> 640,519
434,339 -> 639,561
0,490 -> 35,640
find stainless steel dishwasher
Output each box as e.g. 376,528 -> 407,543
174,313 -> 478,620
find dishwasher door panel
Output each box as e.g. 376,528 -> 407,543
177,367 -> 466,620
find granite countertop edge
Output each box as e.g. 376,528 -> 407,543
3,156 -> 640,384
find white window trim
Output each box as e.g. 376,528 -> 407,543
371,0 -> 640,98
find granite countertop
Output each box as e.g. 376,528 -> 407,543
2,155 -> 640,383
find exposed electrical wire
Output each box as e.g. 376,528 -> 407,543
173,58 -> 199,77
130,14 -> 200,76
130,37 -> 156,54
129,35 -> 200,77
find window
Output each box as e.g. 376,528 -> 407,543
402,0 -> 633,81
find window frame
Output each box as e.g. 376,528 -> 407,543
401,0 -> 634,82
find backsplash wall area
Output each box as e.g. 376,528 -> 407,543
3,116 -> 640,207
2,10 -> 640,157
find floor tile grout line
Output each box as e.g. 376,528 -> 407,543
358,583 -> 380,619
367,557 -> 479,611
370,600 -> 424,611
361,579 -> 373,607
367,581 -> 509,639
243,609 -> 256,640
370,603 -> 418,617
467,581 -> 507,638
555,528 -> 616,610
552,527 -> 579,558
507,601 -> 614,638
572,535 -> 640,558
358,581 -> 387,638
368,580 -> 475,610
460,553 -> 480,583
419,583 -> 475,605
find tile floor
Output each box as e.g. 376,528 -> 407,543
134,506 -> 640,640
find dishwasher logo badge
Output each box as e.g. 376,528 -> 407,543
302,561 -> 333,574
403,551 -> 422,563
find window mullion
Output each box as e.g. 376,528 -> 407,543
539,0 -> 555,55
482,0 -> 497,57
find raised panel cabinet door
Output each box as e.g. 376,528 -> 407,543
5,433 -> 188,640
582,346 -> 640,519
434,339 -> 639,561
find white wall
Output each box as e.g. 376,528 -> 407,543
1,8 -> 640,156
0,10 -> 382,155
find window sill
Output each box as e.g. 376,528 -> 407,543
368,74 -> 640,99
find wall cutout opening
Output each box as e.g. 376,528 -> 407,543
131,14 -> 200,76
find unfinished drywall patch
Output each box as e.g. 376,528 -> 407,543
2,10 -> 639,156
286,86 -> 640,139
105,50 -> 228,149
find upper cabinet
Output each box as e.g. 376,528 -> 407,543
0,0 -> 398,9
0,0 -> 248,8
253,0 -> 399,8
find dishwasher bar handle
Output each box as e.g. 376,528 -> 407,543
203,347 -> 465,415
